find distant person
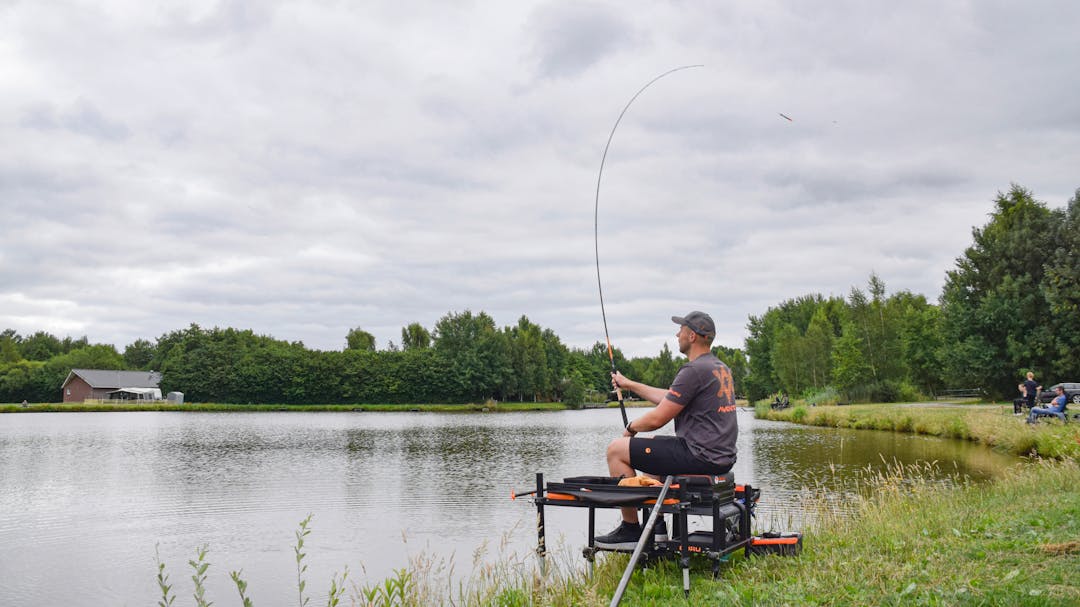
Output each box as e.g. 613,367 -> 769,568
1027,385 -> 1068,424
1023,372 -> 1041,412
596,311 -> 738,549
771,391 -> 790,410
1014,383 -> 1027,415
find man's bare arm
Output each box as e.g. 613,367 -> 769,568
612,371 -> 668,404
626,398 -> 684,433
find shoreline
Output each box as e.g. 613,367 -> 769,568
0,401 -> 571,413
0,399 -> 670,414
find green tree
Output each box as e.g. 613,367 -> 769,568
123,338 -> 157,370
1043,188 -> 1080,380
400,322 -> 431,351
60,335 -> 90,353
645,343 -> 679,389
0,360 -> 43,402
771,322 -> 804,393
0,330 -> 20,364
505,316 -> 550,401
19,331 -> 63,361
831,323 -> 873,397
345,327 -> 377,351
561,370 -> 586,408
939,185 -> 1059,396
433,310 -> 511,402
744,294 -> 841,400
803,307 -> 834,390
541,329 -> 569,400
896,294 -> 943,396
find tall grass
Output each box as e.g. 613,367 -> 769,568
583,459 -> 1080,606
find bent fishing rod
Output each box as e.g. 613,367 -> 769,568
594,64 -> 703,429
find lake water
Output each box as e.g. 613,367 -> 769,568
0,408 -> 1018,606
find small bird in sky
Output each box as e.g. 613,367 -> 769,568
778,112 -> 793,122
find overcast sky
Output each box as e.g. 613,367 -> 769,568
2,1 -> 1079,358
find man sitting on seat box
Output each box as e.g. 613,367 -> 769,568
595,311 -> 739,549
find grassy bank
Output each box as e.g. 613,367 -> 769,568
155,460 -> 1080,606
0,401 -> 569,413
756,402 -> 1080,460
590,459 -> 1080,606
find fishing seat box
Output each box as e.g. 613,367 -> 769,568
549,473 -> 738,508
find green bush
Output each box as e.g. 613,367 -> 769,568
805,386 -> 841,407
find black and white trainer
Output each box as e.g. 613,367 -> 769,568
594,521 -> 642,550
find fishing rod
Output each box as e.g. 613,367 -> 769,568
594,64 -> 703,429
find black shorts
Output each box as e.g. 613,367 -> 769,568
629,435 -> 733,476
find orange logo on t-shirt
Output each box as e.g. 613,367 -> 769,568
713,367 -> 734,406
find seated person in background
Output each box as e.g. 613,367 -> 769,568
1027,385 -> 1068,424
596,311 -> 738,549
771,391 -> 790,409
1014,383 -> 1027,415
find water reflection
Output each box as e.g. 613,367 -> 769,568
0,409 -> 1018,605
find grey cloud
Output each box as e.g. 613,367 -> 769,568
19,99 -> 130,141
0,165 -> 92,196
528,1 -> 640,79
160,0 -> 275,41
761,162 -> 972,208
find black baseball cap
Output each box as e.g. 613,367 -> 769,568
671,311 -> 715,338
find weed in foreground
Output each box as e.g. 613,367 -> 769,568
155,543 -> 176,607
295,513 -> 313,607
190,543 -> 211,607
155,515 -> 594,607
158,515 -> 349,607
229,570 -> 253,607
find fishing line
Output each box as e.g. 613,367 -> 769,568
593,64 -> 703,428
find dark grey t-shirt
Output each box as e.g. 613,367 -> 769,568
666,353 -> 738,466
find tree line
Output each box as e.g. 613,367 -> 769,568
0,311 -> 746,405
3,184 -> 1076,405
745,184 -> 1080,402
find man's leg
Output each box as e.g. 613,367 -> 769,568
606,437 -> 638,523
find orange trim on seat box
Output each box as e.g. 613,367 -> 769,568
545,492 -> 577,501
751,537 -> 799,545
